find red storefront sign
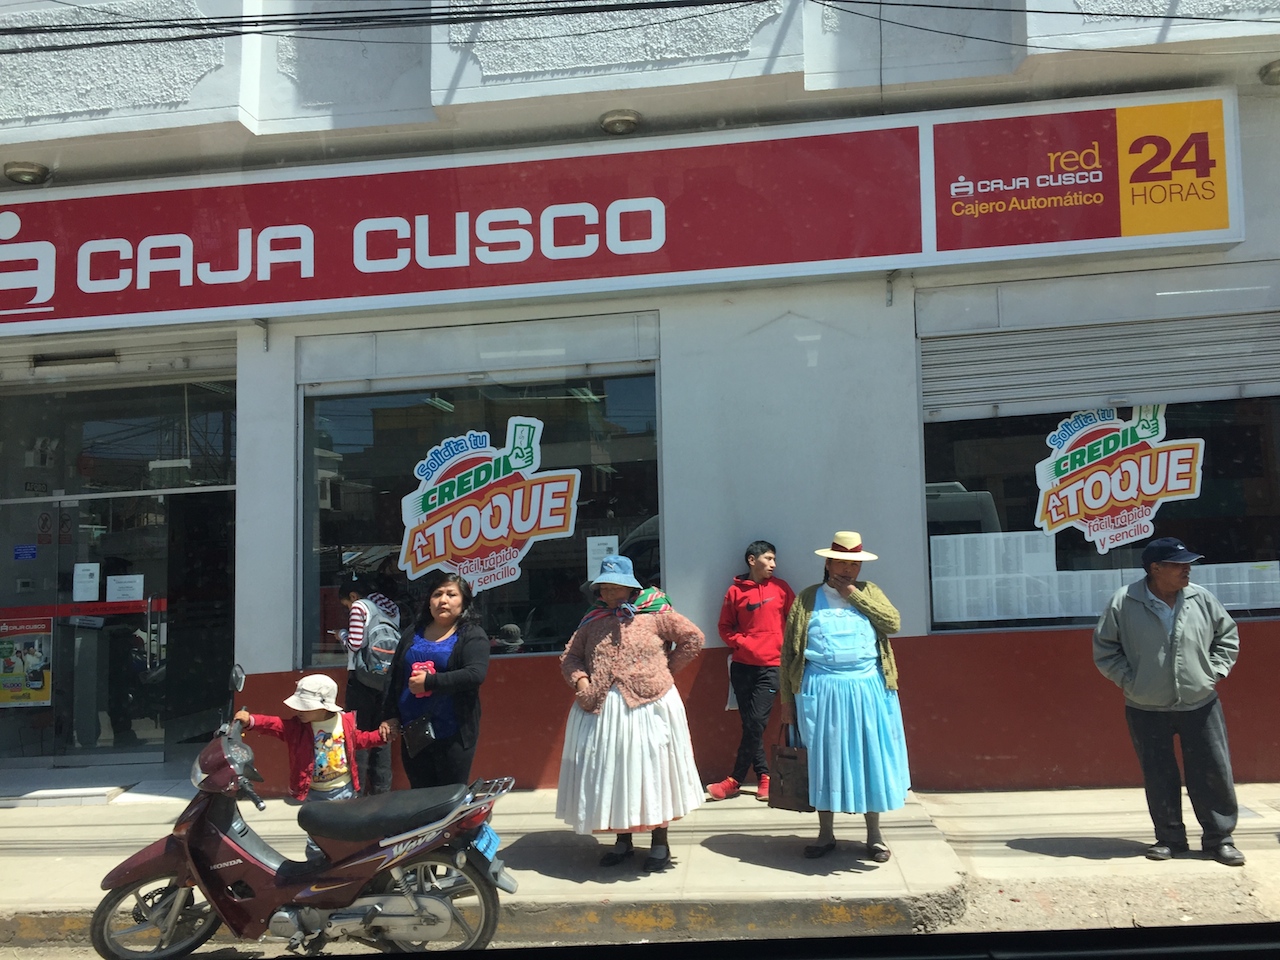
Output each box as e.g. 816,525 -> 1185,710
0,130 -> 922,327
935,110 -> 1123,250
0,89 -> 1240,334
934,98 -> 1231,251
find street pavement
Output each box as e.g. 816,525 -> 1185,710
2,760 -> 1279,948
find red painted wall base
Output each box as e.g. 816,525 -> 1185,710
239,619 -> 1280,798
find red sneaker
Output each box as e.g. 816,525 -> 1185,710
756,774 -> 770,803
706,776 -> 740,800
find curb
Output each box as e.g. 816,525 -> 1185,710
0,883 -> 967,947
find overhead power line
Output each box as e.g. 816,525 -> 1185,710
0,0 -> 1276,57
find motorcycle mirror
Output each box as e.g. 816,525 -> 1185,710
230,664 -> 246,694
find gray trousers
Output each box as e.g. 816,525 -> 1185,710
1125,697 -> 1238,850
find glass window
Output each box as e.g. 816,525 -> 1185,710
924,398 -> 1280,629
303,373 -> 659,664
0,382 -> 236,500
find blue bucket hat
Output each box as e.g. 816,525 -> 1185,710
592,554 -> 641,590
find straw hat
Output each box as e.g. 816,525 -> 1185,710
814,530 -> 879,562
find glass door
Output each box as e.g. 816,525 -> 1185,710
62,495 -> 169,757
0,495 -> 169,761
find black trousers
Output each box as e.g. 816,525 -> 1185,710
729,662 -> 779,782
345,673 -> 392,795
401,734 -> 475,790
1125,698 -> 1238,850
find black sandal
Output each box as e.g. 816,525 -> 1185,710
803,839 -> 836,859
599,840 -> 635,867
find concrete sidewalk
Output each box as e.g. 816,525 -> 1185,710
0,763 -> 961,946
3,764 -> 1279,947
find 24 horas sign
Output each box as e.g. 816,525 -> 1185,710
1034,405 -> 1203,554
398,417 -> 580,592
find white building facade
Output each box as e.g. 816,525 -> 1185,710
2,1 -> 1279,790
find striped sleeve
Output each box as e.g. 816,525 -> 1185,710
345,601 -> 368,652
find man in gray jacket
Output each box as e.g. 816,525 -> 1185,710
1093,537 -> 1243,866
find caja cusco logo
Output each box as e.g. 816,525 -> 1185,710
399,417 -> 580,593
1034,405 -> 1203,555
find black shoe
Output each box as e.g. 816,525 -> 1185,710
1208,843 -> 1246,866
1145,842 -> 1187,861
599,845 -> 635,867
643,851 -> 673,872
803,839 -> 836,859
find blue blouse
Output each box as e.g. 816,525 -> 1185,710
398,631 -> 462,739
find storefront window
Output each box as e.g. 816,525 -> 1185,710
0,382 -> 236,499
924,398 -> 1280,629
303,374 -> 659,664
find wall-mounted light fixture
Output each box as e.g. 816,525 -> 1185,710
422,395 -> 455,413
1260,59 -> 1280,86
599,109 -> 640,136
33,350 -> 118,369
4,161 -> 51,185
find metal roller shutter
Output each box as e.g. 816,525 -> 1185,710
920,311 -> 1280,422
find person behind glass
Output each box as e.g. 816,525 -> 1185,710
380,571 -> 490,789
1093,537 -> 1244,866
779,530 -> 909,861
556,555 -> 704,873
707,539 -> 795,803
235,675 -> 391,860
333,570 -> 400,796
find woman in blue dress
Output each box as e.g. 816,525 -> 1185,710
779,531 -> 909,861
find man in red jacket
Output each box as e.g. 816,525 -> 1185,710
708,541 -> 795,802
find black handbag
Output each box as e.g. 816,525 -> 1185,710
402,715 -> 436,758
768,723 -> 815,812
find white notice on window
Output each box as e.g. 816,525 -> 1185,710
73,563 -> 100,602
586,536 -> 619,580
106,575 -> 144,603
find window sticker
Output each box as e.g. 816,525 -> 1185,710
399,417 -> 581,592
1034,405 -> 1204,554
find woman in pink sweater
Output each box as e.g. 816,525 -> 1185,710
556,555 -> 704,873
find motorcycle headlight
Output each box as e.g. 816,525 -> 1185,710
190,755 -> 209,788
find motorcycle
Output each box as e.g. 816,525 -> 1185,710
90,668 -> 518,957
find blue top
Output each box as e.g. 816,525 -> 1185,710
398,631 -> 463,739
804,585 -> 879,678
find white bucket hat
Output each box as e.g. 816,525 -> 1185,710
814,530 -> 879,562
284,674 -> 341,712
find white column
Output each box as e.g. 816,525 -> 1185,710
233,323 -> 299,675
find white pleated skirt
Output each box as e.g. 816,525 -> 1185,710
556,685 -> 703,835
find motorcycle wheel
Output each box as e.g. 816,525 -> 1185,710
90,876 -> 221,960
381,851 -> 500,952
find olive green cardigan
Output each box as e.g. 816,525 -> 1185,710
779,582 -> 901,703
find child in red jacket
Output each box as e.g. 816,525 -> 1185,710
235,674 -> 391,860
708,540 -> 795,802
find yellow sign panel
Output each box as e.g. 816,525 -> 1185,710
1115,100 -> 1229,237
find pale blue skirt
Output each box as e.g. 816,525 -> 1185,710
796,660 -> 910,814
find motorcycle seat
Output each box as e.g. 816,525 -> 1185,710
298,784 -> 469,842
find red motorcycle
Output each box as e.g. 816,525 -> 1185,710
91,698 -> 517,956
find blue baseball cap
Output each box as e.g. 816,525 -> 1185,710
591,554 -> 641,590
1141,537 -> 1204,569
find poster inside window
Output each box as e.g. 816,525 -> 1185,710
303,374 -> 658,661
924,398 -> 1280,629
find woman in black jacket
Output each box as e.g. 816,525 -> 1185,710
381,571 -> 490,788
